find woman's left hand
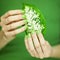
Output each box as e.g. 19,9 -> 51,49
24,32 -> 52,59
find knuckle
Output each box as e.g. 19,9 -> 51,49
7,10 -> 12,16
5,31 -> 13,37
7,25 -> 10,30
7,17 -> 10,21
35,44 -> 40,48
7,10 -> 13,14
12,31 -> 16,36
2,27 -> 4,31
30,48 -> 35,52
40,56 -> 44,59
10,24 -> 13,28
6,17 -> 10,23
5,25 -> 8,31
4,32 -> 8,36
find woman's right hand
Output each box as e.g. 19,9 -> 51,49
0,10 -> 27,41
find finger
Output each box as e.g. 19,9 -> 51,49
0,21 -> 5,29
3,15 -> 24,25
4,20 -> 26,31
27,33 -> 39,58
25,35 -> 35,57
37,33 -> 45,45
37,33 -> 47,57
31,32 -> 44,59
4,25 -> 27,36
44,41 -> 52,58
1,10 -> 24,24
2,10 -> 24,18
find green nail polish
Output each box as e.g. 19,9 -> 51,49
27,33 -> 31,38
36,30 -> 41,34
25,35 -> 28,38
25,25 -> 28,29
22,15 -> 26,19
21,10 -> 25,13
31,30 -> 35,34
24,20 -> 27,24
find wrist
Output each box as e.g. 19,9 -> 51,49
0,31 -> 15,49
50,47 -> 55,58
50,46 -> 58,58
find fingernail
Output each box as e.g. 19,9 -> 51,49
25,25 -> 28,29
24,20 -> 27,24
26,25 -> 28,28
25,35 -> 27,38
20,10 -> 25,13
36,30 -> 41,34
31,30 -> 35,34
28,33 -> 31,38
22,15 -> 26,19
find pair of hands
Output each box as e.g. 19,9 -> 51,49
0,10 -> 26,40
25,32 -> 52,59
0,10 -> 52,59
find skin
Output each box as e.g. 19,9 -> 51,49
0,10 -> 26,49
24,32 -> 60,59
0,10 -> 60,59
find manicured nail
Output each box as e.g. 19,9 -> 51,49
25,35 -> 28,38
24,20 -> 27,24
25,25 -> 28,29
22,15 -> 26,19
20,10 -> 25,13
36,30 -> 41,34
28,33 -> 31,38
31,30 -> 35,34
